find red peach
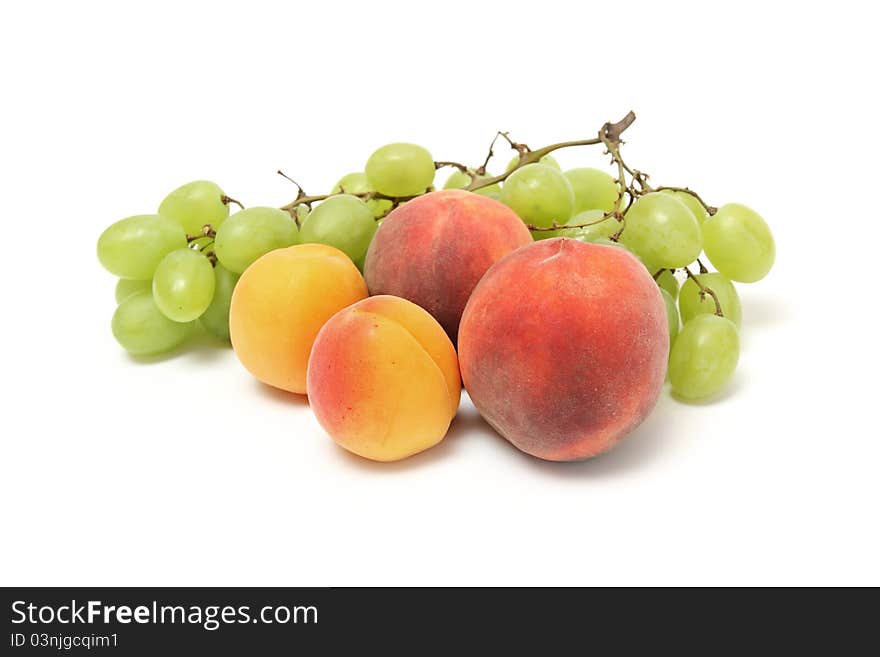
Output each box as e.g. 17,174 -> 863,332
363,189 -> 532,342
458,238 -> 669,461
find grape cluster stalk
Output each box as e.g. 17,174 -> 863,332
96,111 -> 775,402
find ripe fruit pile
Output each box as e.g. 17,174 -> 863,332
96,113 -> 775,462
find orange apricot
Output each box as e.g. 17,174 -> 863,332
229,244 -> 368,394
307,295 -> 461,461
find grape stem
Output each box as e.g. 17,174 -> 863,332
277,170 -> 306,196
276,110 -> 722,237
521,115 -> 633,234
653,186 -> 717,215
221,195 -> 244,210
186,225 -> 216,242
475,132 -> 506,175
277,168 -> 426,220
683,267 -> 724,317
280,189 -> 425,221
434,161 -> 470,174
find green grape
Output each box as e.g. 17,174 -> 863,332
662,189 -> 708,224
158,180 -> 229,234
531,209 -> 611,241
569,210 -> 620,242
660,288 -> 680,345
443,170 -> 501,198
653,269 -> 679,299
591,237 -> 641,260
97,214 -> 187,280
506,154 -> 560,172
152,248 -> 216,322
299,195 -> 377,265
564,168 -> 620,214
365,143 -> 435,196
679,272 -> 742,328
199,263 -> 239,340
214,207 -> 299,274
115,278 -> 152,304
619,192 -> 702,268
500,163 -> 574,228
669,314 -> 740,401
703,203 -> 775,283
332,172 -> 393,218
112,292 -> 194,356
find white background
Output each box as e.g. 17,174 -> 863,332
1,1 -> 878,586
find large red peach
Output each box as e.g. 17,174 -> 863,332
458,238 -> 668,461
363,189 -> 532,342
307,295 -> 461,462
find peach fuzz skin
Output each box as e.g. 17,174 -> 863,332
307,295 -> 461,462
458,238 -> 669,462
229,244 -> 368,394
364,189 -> 532,343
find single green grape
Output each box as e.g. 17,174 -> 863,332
703,203 -> 775,283
531,209 -> 611,241
660,288 -> 680,346
443,170 -> 501,198
500,163 -> 574,228
214,207 -> 299,274
365,143 -> 435,197
662,189 -> 708,224
679,272 -> 742,328
299,194 -> 377,265
111,292 -> 194,356
564,167 -> 620,214
620,192 -> 702,268
97,214 -> 187,280
158,180 -> 229,234
152,248 -> 216,322
653,269 -> 679,299
332,172 -> 393,218
114,278 -> 152,304
669,314 -> 740,401
506,154 -> 560,172
199,263 -> 239,340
